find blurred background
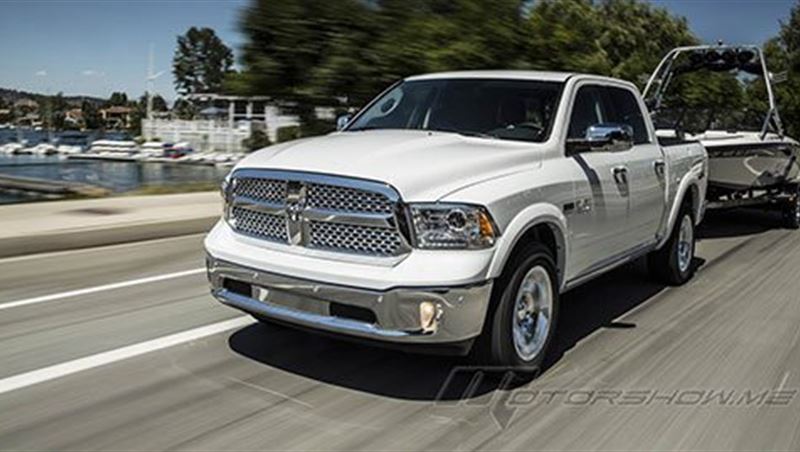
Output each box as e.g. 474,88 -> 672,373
0,0 -> 798,202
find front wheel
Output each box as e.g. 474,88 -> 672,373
472,243 -> 559,369
648,205 -> 696,285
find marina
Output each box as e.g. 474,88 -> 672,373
0,152 -> 230,204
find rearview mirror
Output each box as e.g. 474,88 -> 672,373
567,123 -> 634,153
336,114 -> 352,131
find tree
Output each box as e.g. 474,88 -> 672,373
232,0 -> 701,136
242,128 -> 272,151
598,0 -> 696,85
771,0 -> 800,137
173,27 -> 234,95
525,0 -> 610,75
81,100 -> 102,130
108,92 -> 129,106
172,98 -> 197,120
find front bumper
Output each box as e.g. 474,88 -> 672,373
206,255 -> 493,346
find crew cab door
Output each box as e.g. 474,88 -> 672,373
564,84 -> 633,276
603,86 -> 666,246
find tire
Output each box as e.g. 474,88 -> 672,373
782,188 -> 800,229
648,203 -> 696,285
472,242 -> 560,370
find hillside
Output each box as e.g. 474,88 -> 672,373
0,88 -> 106,106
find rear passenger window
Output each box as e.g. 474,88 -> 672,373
604,87 -> 650,144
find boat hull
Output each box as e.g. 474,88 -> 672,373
706,141 -> 800,192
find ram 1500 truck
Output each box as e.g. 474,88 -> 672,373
205,71 -> 708,368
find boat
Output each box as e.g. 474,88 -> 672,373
644,44 -> 800,214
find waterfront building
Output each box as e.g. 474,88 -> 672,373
142,94 -> 300,153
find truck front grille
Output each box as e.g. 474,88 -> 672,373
230,206 -> 288,243
308,220 -> 404,256
307,183 -> 394,214
228,170 -> 410,258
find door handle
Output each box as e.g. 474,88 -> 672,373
612,166 -> 628,185
654,160 -> 666,178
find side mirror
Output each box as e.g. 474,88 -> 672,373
568,123 -> 634,153
336,114 -> 352,131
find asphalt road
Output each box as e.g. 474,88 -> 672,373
1,209 -> 799,451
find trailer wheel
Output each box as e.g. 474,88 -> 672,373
783,189 -> 800,229
648,203 -> 695,285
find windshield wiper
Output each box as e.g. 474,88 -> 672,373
346,126 -> 382,132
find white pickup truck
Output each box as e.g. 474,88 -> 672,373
205,71 -> 707,368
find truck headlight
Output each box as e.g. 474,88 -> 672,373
220,176 -> 233,221
409,204 -> 498,249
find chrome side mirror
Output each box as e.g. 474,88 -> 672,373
584,123 -> 634,153
336,114 -> 352,131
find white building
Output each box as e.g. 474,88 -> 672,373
142,95 -> 300,152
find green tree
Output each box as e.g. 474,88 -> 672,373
232,0 -> 702,137
598,0 -> 696,85
173,27 -> 234,95
242,128 -> 272,151
108,92 -> 129,106
172,98 -> 197,120
525,0 -> 610,75
81,100 -> 102,130
770,0 -> 800,137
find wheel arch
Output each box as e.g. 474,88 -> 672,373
659,163 -> 705,249
488,203 -> 568,290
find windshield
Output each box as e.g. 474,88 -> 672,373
346,79 -> 564,143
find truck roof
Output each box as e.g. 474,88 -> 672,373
405,70 -> 641,92
405,70 -> 576,83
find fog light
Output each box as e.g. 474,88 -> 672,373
419,301 -> 441,334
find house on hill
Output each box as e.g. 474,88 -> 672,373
100,106 -> 133,129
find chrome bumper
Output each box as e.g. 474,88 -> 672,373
206,256 -> 493,345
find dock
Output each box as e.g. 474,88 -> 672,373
0,174 -> 111,197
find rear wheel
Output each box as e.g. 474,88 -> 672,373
782,187 -> 800,229
648,204 -> 695,285
472,243 -> 559,369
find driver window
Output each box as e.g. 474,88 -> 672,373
568,86 -> 606,139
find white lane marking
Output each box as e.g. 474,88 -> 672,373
777,371 -> 790,391
0,267 -> 206,311
226,376 -> 314,409
0,316 -> 254,395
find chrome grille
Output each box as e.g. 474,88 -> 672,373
307,183 -> 394,214
227,170 -> 409,258
309,221 -> 403,256
231,206 -> 288,243
234,178 -> 286,204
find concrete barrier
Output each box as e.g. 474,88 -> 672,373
0,192 -> 220,258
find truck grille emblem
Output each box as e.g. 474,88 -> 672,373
285,181 -> 307,245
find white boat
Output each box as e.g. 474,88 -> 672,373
0,143 -> 23,155
140,141 -> 167,157
30,143 -> 59,156
56,144 -> 84,155
88,139 -> 139,155
645,44 -> 800,199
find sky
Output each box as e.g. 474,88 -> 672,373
0,0 -> 796,101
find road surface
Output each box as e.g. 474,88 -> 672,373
1,209 -> 799,450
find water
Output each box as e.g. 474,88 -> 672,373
0,155 -> 229,204
0,128 -> 230,204
0,128 -> 128,147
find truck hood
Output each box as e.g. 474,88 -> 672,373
236,130 -> 541,201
